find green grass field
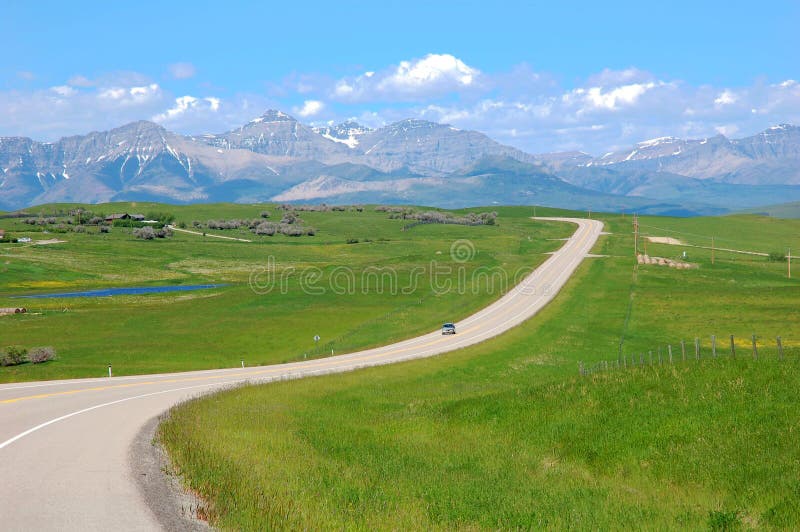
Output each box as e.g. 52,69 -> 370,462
0,203 -> 571,381
156,211 -> 800,529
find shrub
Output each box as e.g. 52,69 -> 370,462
260,211 -> 271,218
156,227 -> 173,238
207,219 -> 243,230
346,238 -> 359,244
280,212 -> 298,225
279,224 -> 305,237
29,346 -> 56,364
192,220 -> 202,228
769,251 -> 787,262
88,216 -> 104,225
133,226 -> 156,240
0,346 -> 28,367
72,225 -> 86,233
253,222 -> 277,236
99,225 -> 111,233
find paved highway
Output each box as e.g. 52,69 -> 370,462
0,217 -> 603,530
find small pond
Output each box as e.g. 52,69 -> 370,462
12,284 -> 228,299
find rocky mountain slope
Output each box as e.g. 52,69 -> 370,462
1,112 -> 798,214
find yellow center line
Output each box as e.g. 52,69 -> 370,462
2,221 -> 594,406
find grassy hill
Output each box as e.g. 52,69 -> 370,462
157,211 -> 800,529
743,201 -> 800,219
0,202 -> 571,381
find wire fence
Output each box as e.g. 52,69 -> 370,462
580,334 -> 789,376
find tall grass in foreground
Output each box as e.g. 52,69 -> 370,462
160,357 -> 800,529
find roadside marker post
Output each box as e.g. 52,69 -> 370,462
108,365 -> 112,378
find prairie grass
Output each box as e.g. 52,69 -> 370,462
0,203 -> 570,381
159,210 -> 800,529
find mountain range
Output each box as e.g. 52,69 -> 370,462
1,110 -> 799,215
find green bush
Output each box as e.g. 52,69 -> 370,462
146,211 -> 175,224
769,251 -> 787,262
0,346 -> 28,367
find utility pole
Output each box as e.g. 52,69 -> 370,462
633,214 -> 639,258
711,237 -> 715,265
789,248 -> 792,279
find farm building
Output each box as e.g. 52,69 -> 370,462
0,307 -> 27,316
0,229 -> 5,238
105,213 -> 146,222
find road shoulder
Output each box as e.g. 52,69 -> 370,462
130,415 -> 211,531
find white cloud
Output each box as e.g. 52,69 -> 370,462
398,69 -> 800,154
16,71 -> 35,81
152,94 -> 221,122
294,99 -> 325,117
714,90 -> 737,106
206,97 -> 220,111
68,75 -> 94,87
331,53 -> 481,102
566,82 -> 661,112
168,62 -> 197,80
381,54 -> 477,89
97,84 -> 161,107
1,63 -> 799,156
51,85 -> 77,97
714,124 -> 739,136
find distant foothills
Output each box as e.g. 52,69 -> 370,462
1,110 -> 799,215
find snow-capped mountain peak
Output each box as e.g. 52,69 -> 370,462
312,121 -> 372,149
637,136 -> 679,148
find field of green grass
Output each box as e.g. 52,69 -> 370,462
0,202 -> 571,381
157,211 -> 800,529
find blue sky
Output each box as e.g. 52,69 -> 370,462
1,0 -> 798,153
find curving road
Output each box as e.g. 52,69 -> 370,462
0,217 -> 603,531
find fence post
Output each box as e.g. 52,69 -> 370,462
624,355 -> 628,368
711,335 -> 717,358
752,334 -> 758,359
658,347 -> 662,365
579,361 -> 584,376
649,351 -> 653,365
695,338 -> 700,360
777,337 -> 784,361
681,340 -> 686,362
668,344 -> 673,364
640,353 -> 644,366
730,335 -> 736,358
